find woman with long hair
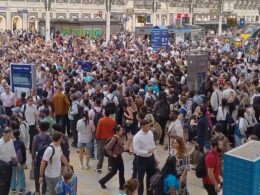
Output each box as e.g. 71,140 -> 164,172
171,137 -> 190,194
161,156 -> 179,195
153,91 -> 170,145
76,110 -> 95,169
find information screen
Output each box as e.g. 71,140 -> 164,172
12,73 -> 31,86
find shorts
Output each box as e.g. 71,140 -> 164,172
45,176 -> 61,194
78,142 -> 93,149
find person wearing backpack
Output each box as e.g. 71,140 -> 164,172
161,156 -> 179,195
99,125 -> 125,190
17,114 -> 30,149
10,130 -> 27,194
203,138 -> 223,195
153,92 -> 170,145
20,96 -> 38,153
234,107 -> 247,147
32,121 -> 52,195
77,110 -> 95,170
68,94 -> 80,148
39,131 -> 71,195
89,98 -> 103,158
103,87 -> 119,117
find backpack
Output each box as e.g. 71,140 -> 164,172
195,153 -> 207,178
77,104 -> 84,119
149,169 -> 166,195
103,136 -> 118,157
105,95 -> 116,114
34,136 -> 54,166
235,118 -> 243,138
93,108 -> 103,127
55,180 -> 68,195
14,141 -> 24,164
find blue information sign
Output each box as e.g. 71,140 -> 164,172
151,26 -> 169,51
10,64 -> 36,96
240,18 -> 245,27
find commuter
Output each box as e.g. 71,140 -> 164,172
39,131 -> 71,195
0,127 -> 17,195
203,138 -> 223,195
77,110 -> 95,169
95,109 -> 115,173
99,125 -> 125,190
133,119 -> 157,195
10,130 -> 27,194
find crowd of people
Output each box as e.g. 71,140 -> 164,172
0,28 -> 260,195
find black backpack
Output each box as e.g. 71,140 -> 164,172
195,153 -> 207,178
105,95 -> 116,114
34,135 -> 53,166
149,169 -> 166,195
77,104 -> 84,119
93,108 -> 103,127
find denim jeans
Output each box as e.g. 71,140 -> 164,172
10,166 -> 26,191
235,135 -> 246,147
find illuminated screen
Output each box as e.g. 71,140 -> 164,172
12,73 -> 31,86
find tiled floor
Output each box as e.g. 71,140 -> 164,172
21,142 -> 208,195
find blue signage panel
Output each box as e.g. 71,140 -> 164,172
151,29 -> 161,51
240,18 -> 245,27
11,64 -> 32,90
151,27 -> 169,51
10,64 -> 36,96
161,29 -> 169,49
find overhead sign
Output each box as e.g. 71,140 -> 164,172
10,64 -> 36,97
151,26 -> 169,51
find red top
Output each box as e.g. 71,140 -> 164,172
96,117 -> 116,140
203,149 -> 220,185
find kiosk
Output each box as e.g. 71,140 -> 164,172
10,64 -> 36,97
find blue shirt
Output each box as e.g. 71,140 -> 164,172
164,174 -> 179,195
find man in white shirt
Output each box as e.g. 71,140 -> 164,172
133,119 -> 156,195
21,95 -> 38,153
0,85 -> 16,116
0,128 -> 17,195
39,131 -> 70,195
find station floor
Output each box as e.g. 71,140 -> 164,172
22,142 -> 208,195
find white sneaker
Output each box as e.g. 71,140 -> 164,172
80,165 -> 84,169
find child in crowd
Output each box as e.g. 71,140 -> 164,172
56,171 -> 74,195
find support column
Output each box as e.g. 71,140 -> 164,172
6,10 -> 12,31
35,19 -> 39,32
218,15 -> 222,36
45,9 -> 50,42
132,14 -> 136,32
22,13 -> 28,30
106,11 -> 110,43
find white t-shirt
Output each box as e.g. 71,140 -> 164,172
21,104 -> 37,125
43,144 -> 62,178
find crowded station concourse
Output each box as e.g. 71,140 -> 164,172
0,29 -> 260,195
